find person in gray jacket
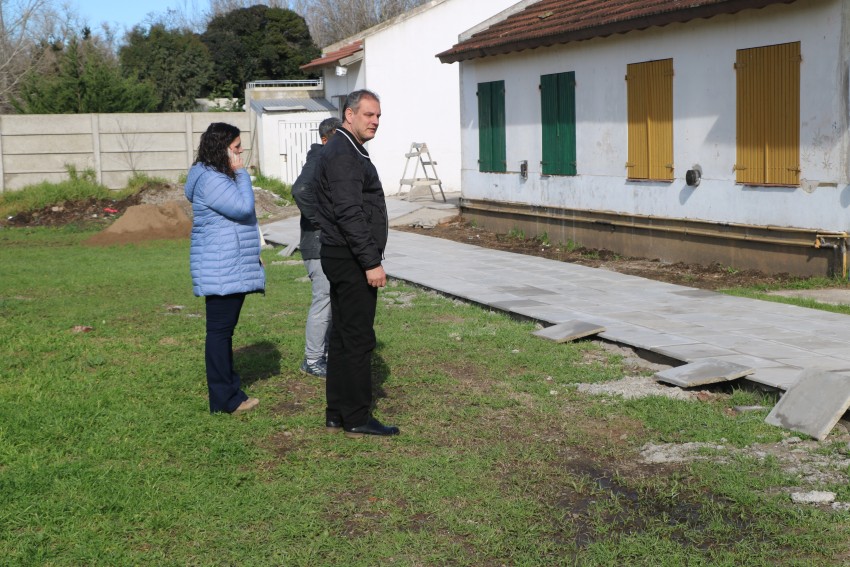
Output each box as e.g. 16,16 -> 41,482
291,117 -> 342,378
185,122 -> 265,415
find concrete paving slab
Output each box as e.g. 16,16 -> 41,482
653,343 -> 738,362
672,289 -> 721,298
490,298 -> 548,310
493,285 -> 559,297
695,353 -> 788,370
598,329 -> 697,350
749,367 -> 807,390
771,336 -> 850,352
654,359 -> 755,387
533,320 -> 606,343
765,369 -> 850,440
773,357 -> 850,373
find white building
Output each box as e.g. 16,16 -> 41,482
300,0 -> 521,195
438,0 -> 850,276
245,80 -> 336,184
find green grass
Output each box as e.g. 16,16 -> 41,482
2,226 -> 850,565
0,166 -> 133,217
722,277 -> 850,314
254,171 -> 292,203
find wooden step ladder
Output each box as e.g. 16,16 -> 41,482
398,142 -> 446,202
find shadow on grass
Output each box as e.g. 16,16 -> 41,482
236,340 -> 282,386
371,342 -> 391,411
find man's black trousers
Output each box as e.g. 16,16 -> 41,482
321,255 -> 378,428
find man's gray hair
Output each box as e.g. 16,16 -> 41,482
319,117 -> 342,139
343,89 -> 380,115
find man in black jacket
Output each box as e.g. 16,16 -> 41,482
291,117 -> 342,378
315,89 -> 399,438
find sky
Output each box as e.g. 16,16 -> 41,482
75,0 -> 194,32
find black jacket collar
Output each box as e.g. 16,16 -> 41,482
336,126 -> 370,159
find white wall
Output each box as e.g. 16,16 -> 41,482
353,0 -> 518,195
323,60 -> 365,110
458,0 -> 850,231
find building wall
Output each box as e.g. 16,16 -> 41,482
333,0 -> 518,195
323,60 -> 365,110
457,0 -> 850,232
257,110 -> 333,184
0,112 -> 250,191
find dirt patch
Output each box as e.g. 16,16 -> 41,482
3,178 -> 296,244
4,193 -> 142,228
398,217 -> 818,291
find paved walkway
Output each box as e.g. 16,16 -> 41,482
263,195 -> 850,391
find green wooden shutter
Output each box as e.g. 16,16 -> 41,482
478,82 -> 493,172
478,80 -> 506,173
541,72 -> 576,175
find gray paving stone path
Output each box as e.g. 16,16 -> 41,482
262,195 -> 850,392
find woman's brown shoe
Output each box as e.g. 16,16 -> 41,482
232,397 -> 259,415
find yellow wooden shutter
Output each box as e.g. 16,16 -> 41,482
736,42 -> 800,185
627,59 -> 673,181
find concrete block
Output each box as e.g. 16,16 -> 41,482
653,343 -> 738,362
532,320 -> 606,343
654,359 -> 754,387
277,243 -> 297,257
765,369 -> 850,441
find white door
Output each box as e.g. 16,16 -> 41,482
278,120 -> 323,184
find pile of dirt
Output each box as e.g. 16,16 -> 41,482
398,217 -> 813,291
84,202 -> 192,246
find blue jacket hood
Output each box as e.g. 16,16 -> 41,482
184,163 -> 207,203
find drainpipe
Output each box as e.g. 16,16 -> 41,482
816,235 -> 849,279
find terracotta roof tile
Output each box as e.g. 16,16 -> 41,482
301,41 -> 364,71
437,0 -> 796,63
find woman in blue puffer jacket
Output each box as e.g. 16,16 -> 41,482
185,122 -> 265,415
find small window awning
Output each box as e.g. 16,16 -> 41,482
301,40 -> 364,71
250,97 -> 337,114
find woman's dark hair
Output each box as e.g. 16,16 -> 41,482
194,122 -> 241,178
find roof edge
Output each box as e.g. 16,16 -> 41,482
438,0 -> 797,64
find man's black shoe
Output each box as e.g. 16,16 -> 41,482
326,418 -> 343,432
344,417 -> 400,438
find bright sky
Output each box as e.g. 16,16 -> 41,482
75,0 -> 198,32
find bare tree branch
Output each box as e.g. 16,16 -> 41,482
0,0 -> 70,111
291,0 -> 427,48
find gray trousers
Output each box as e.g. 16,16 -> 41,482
304,258 -> 331,362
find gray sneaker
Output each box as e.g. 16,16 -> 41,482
300,358 -> 327,378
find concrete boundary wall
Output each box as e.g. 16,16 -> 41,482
0,112 -> 251,192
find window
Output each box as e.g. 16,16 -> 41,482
735,42 -> 800,186
541,71 -> 577,176
626,59 -> 673,181
477,80 -> 506,172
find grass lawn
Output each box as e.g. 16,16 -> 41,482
2,225 -> 849,566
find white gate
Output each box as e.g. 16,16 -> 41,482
278,121 -> 323,184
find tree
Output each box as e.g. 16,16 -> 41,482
14,34 -> 158,113
201,5 -> 320,98
292,0 -> 427,48
0,0 -> 61,111
119,24 -> 214,112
